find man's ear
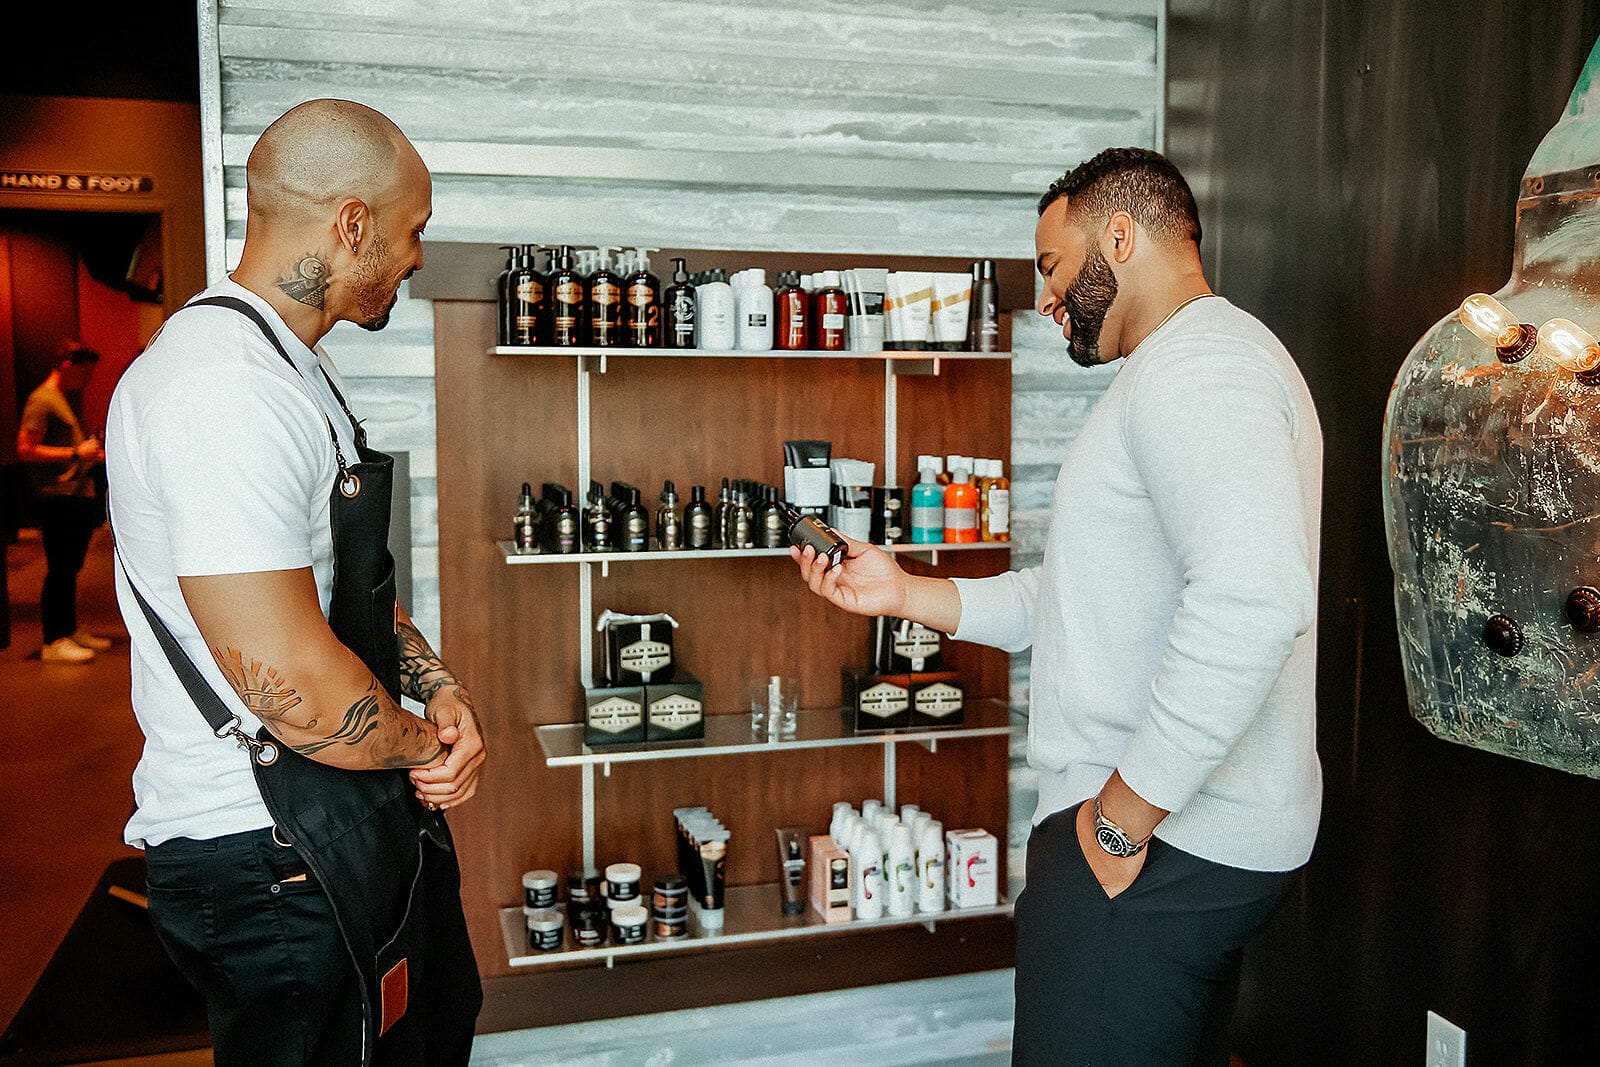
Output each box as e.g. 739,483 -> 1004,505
333,197 -> 370,257
1105,210 -> 1137,265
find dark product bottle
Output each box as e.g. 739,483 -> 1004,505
495,245 -> 517,346
551,486 -> 580,553
583,480 -> 614,551
508,245 -> 548,347
664,257 -> 697,349
972,259 -> 1000,352
549,246 -> 584,347
587,247 -> 625,347
713,478 -> 732,549
814,272 -> 848,351
758,485 -> 787,547
625,248 -> 662,348
779,501 -> 848,568
620,487 -> 650,551
657,480 -> 683,550
514,482 -> 538,553
732,487 -> 754,550
685,485 -> 713,549
775,271 -> 809,350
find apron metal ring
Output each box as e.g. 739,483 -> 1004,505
339,473 -> 361,498
271,825 -> 293,848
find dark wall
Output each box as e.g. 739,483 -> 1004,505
1168,2 -> 1600,1063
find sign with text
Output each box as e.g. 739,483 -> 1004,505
0,171 -> 154,195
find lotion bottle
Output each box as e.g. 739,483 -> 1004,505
696,268 -> 735,350
980,459 -> 1010,542
735,268 -> 774,351
917,820 -> 946,914
855,827 -> 884,920
665,257 -> 697,349
775,270 -> 809,350
910,457 -> 945,544
814,270 -> 848,351
887,823 -> 916,917
943,464 -> 979,543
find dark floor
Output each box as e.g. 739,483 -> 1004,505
0,530 -> 145,1038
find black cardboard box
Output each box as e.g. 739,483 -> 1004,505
870,617 -> 944,673
910,671 -> 965,728
841,666 -> 912,732
584,685 -> 646,746
601,614 -> 676,686
645,673 -> 706,742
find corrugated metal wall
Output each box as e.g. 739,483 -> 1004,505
200,0 -> 1163,876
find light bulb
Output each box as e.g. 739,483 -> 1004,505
1536,318 -> 1600,380
1458,293 -> 1535,363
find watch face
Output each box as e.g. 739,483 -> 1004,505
1096,825 -> 1129,857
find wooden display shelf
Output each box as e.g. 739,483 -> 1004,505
499,885 -> 1013,969
497,539 -> 1011,566
488,345 -> 1013,361
536,698 -> 1015,769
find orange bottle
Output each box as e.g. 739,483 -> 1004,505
943,463 -> 979,543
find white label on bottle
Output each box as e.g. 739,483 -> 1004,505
911,504 -> 942,529
620,640 -> 672,675
989,489 -> 1010,534
648,694 -> 703,729
822,312 -> 845,330
944,507 -> 978,531
858,682 -> 909,718
915,683 -> 963,718
893,627 -> 942,663
745,313 -> 768,327
589,696 -> 643,734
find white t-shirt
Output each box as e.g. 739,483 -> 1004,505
106,278 -> 362,847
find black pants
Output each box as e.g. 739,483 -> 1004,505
1012,803 -> 1294,1066
36,495 -> 102,643
146,827 -> 481,1065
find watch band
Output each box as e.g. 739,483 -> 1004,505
1093,795 -> 1151,858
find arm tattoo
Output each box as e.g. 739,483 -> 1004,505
278,253 -> 331,310
398,618 -> 458,704
214,648 -> 303,721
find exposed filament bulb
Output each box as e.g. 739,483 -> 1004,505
1459,293 -> 1536,364
1536,318 -> 1600,383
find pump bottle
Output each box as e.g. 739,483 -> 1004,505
775,271 -> 808,350
657,480 -> 683,550
910,456 -> 945,544
813,270 -> 848,351
508,245 -> 547,347
587,246 -> 624,347
495,245 -> 518,346
943,463 -> 979,543
685,485 -> 714,549
979,459 -> 1010,542
664,257 -> 697,349
549,246 -> 584,346
696,268 -> 735,350
625,248 -> 661,347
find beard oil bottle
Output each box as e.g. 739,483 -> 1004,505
685,485 -> 713,549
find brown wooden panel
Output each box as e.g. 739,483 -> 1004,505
435,296 -> 1012,1000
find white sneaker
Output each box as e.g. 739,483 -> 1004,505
42,638 -> 95,664
71,630 -> 113,651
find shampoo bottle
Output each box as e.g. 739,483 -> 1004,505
685,485 -> 713,549
549,245 -> 584,347
657,480 -> 682,551
887,823 -> 916,918
980,459 -> 1010,542
626,248 -> 662,347
917,820 -> 946,914
943,464 -> 979,543
814,270 -> 848,351
495,244 -> 517,346
509,245 -> 546,347
586,246 -> 624,347
910,457 -> 945,544
775,270 -> 809,350
664,257 -> 697,349
855,827 -> 884,921
735,268 -> 774,351
696,268 -> 735,350
972,259 -> 1000,352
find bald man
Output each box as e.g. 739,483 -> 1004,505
106,100 -> 483,1063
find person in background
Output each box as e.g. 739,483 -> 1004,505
791,147 -> 1322,1065
16,341 -> 112,664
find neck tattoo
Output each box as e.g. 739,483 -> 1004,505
278,253 -> 331,310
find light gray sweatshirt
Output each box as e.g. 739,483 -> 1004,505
953,297 -> 1322,872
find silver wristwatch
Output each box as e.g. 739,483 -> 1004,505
1093,796 -> 1151,858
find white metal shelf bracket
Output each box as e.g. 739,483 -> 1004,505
883,740 -> 897,809
581,762 -> 596,872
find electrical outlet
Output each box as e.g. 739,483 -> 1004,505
1427,1011 -> 1466,1067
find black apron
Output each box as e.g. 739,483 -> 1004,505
117,296 -> 478,1063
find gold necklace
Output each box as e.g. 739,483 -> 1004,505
1127,292 -> 1217,357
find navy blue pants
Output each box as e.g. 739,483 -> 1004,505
1012,802 -> 1294,1066
36,495 -> 101,643
145,826 -> 480,1065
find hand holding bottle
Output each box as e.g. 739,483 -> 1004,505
790,535 -> 907,617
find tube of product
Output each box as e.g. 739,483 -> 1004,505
696,834 -> 728,929
882,272 -> 906,350
776,826 -> 807,915
898,271 -> 934,350
848,268 -> 888,352
930,272 -> 973,351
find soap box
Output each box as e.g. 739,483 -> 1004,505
808,834 -> 853,923
602,616 -> 676,686
909,671 -> 964,728
870,616 -> 944,673
644,673 -> 705,742
841,666 -> 912,732
947,829 -> 999,909
583,685 -> 646,747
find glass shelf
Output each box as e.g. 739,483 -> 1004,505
489,345 -> 1012,361
498,540 -> 1010,566
499,884 -> 1013,969
535,698 -> 1013,769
